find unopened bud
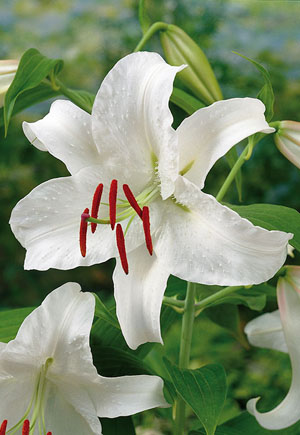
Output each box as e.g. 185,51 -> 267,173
274,120 -> 300,169
0,60 -> 18,108
160,24 -> 222,105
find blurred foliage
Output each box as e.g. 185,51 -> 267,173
0,0 -> 300,432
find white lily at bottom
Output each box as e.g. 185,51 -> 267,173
10,52 -> 292,350
0,283 -> 167,435
245,266 -> 300,430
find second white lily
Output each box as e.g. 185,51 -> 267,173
10,52 -> 292,349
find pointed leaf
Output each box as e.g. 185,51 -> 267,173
164,359 -> 227,435
4,48 -> 63,134
0,307 -> 35,342
138,0 -> 152,35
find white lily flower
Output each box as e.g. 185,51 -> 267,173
0,60 -> 18,107
245,266 -> 300,430
274,120 -> 300,169
10,52 -> 292,349
0,282 -> 167,434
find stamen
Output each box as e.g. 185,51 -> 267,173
142,206 -> 153,255
22,420 -> 30,435
116,224 -> 129,274
47,433 -> 52,435
0,420 -> 7,435
91,183 -> 103,233
123,184 -> 143,218
109,179 -> 118,230
80,208 -> 90,257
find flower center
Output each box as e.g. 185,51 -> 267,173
79,180 -> 160,274
3,358 -> 53,435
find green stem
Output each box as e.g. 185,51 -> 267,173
216,144 -> 250,202
174,281 -> 196,435
55,79 -> 93,114
134,21 -> 169,52
163,296 -> 185,308
195,286 -> 241,310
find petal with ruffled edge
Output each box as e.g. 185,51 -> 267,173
9,165 -> 155,271
244,310 -> 287,353
113,244 -> 170,350
92,51 -> 184,199
155,177 -> 292,286
177,98 -> 274,189
247,279 -> 300,429
23,100 -> 100,175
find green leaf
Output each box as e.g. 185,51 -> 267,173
93,293 -> 120,329
0,307 -> 35,342
165,275 -> 186,297
101,416 -> 135,435
57,83 -> 95,113
204,304 -> 249,348
228,203 -> 300,251
4,48 -> 63,134
164,359 -> 227,435
191,412 -> 300,434
170,87 -> 205,115
234,52 -> 274,122
138,0 -> 152,35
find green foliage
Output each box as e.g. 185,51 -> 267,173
164,359 -> 227,435
0,307 -> 35,342
3,48 -> 63,135
139,0 -> 152,35
170,87 -> 205,115
101,416 -> 135,435
229,203 -> 300,251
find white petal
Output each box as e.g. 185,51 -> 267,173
177,98 -> 274,189
23,100 -> 100,174
0,375 -> 35,428
275,134 -> 300,169
155,176 -> 292,286
113,244 -> 170,350
3,283 -> 96,376
244,310 -> 287,353
89,374 -> 168,417
44,382 -> 101,435
92,51 -> 184,199
247,279 -> 300,429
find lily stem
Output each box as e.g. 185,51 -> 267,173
174,281 -> 196,435
216,143 -> 250,202
55,79 -> 93,114
195,285 -> 242,309
134,21 -> 169,52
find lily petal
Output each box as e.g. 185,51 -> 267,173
177,98 -> 274,189
155,176 -> 291,285
247,279 -> 300,429
88,374 -> 168,418
0,376 -> 34,427
113,244 -> 170,350
92,51 -> 184,199
244,310 -> 287,353
23,100 -> 100,174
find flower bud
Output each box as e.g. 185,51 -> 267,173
274,120 -> 300,169
160,24 -> 223,105
0,60 -> 18,108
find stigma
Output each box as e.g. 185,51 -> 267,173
79,180 -> 156,274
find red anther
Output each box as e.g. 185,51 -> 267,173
142,206 -> 153,256
80,208 -> 90,257
22,420 -> 30,435
123,184 -> 143,219
109,179 -> 118,230
0,420 -> 7,435
91,183 -> 103,233
116,224 -> 129,274
46,432 -> 52,435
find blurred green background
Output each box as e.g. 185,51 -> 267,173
1,0 -> 300,432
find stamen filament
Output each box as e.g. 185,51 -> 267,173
142,206 -> 153,255
109,179 -> 118,230
123,184 -> 143,218
0,421 -> 7,435
116,224 -> 129,274
22,420 -> 29,435
91,183 -> 103,233
80,208 -> 90,257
